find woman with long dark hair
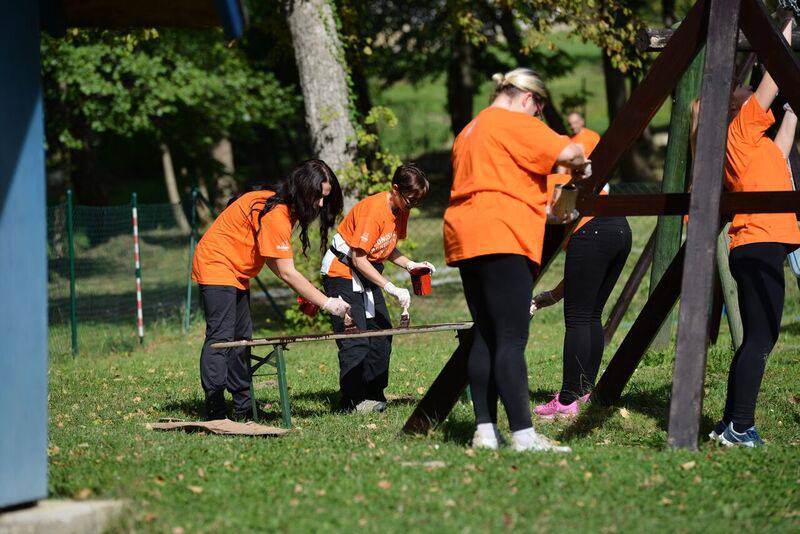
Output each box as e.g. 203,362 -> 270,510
444,68 -> 591,452
192,159 -> 350,420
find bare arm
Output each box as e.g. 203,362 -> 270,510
351,248 -> 391,288
555,143 -> 587,169
265,257 -> 330,307
754,20 -> 793,112
388,248 -> 411,270
774,105 -> 797,158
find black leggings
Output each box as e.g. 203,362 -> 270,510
560,217 -> 631,404
724,242 -> 788,429
458,254 -> 535,432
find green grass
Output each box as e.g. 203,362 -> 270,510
374,31 -> 673,160
48,209 -> 800,532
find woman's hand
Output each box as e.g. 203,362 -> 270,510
323,296 -> 351,317
405,260 -> 436,274
384,282 -> 411,309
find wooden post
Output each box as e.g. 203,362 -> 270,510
603,229 -> 656,346
716,226 -> 743,349
649,48 -> 705,350
668,0 -> 741,450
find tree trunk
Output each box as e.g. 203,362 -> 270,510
211,137 -> 238,213
285,0 -> 357,205
447,36 -> 476,136
160,142 -> 191,235
602,53 -> 655,182
662,0 -> 676,27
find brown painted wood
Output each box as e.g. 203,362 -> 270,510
578,191 -> 800,217
573,0 -> 709,201
740,0 -> 800,115
668,0 -> 742,450
637,27 -> 800,51
211,322 -> 474,349
402,328 -> 473,434
593,245 -> 686,406
603,230 -> 657,346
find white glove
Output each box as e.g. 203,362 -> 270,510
384,282 -> 411,309
323,296 -> 350,318
406,260 -> 436,274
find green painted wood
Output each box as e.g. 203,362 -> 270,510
716,226 -> 743,350
649,47 -> 705,351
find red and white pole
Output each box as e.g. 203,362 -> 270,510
132,193 -> 144,344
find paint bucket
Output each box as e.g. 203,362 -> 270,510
297,297 -> 319,317
410,267 -> 432,296
549,184 -> 578,222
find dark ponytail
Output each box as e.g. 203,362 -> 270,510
251,159 -> 343,255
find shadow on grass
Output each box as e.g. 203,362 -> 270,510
780,321 -> 800,336
439,416 -> 476,447
556,383 -> 716,446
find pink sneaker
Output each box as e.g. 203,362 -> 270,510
578,393 -> 590,403
534,393 -> 579,419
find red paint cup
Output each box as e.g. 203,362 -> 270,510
297,297 -> 320,317
410,267 -> 432,296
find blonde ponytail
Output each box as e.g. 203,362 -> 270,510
491,68 -> 548,103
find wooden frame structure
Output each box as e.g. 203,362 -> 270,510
402,0 -> 800,449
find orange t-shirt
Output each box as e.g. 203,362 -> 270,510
325,192 -> 408,279
546,173 -> 608,236
444,107 -> 570,266
570,127 -> 601,156
724,97 -> 800,250
192,190 -> 294,289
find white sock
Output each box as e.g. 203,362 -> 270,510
476,423 -> 496,441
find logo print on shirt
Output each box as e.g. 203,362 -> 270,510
276,242 -> 290,251
360,232 -> 370,242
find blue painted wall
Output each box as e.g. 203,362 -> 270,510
0,1 -> 49,508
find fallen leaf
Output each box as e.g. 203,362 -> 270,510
197,468 -> 205,478
681,461 -> 696,471
558,459 -> 568,467
133,396 -> 142,403
74,488 -> 92,500
294,484 -> 303,494
188,485 -> 203,494
378,480 -> 392,489
77,442 -> 89,448
584,471 -> 593,480
172,528 -> 185,534
790,395 -> 800,405
661,497 -> 673,506
464,448 -> 476,457
619,408 -> 630,419
416,387 -> 425,395
153,476 -> 165,486
366,423 -> 377,430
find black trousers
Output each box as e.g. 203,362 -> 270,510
199,285 -> 253,419
323,275 -> 392,407
560,217 -> 631,404
724,242 -> 789,429
458,254 -> 535,432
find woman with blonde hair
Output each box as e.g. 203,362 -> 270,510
444,68 -> 591,451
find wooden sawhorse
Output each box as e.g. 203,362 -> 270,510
212,322 -> 473,429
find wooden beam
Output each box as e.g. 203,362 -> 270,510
740,0 -> 800,116
668,0 -> 741,450
578,191 -> 800,217
402,329 -> 473,434
593,245 -> 685,406
637,27 -> 800,51
603,229 -> 657,346
650,48 -> 705,351
575,0 -> 709,201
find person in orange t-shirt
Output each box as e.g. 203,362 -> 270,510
694,23 -> 800,447
444,68 -> 591,452
321,164 -> 434,412
567,112 -> 601,156
191,159 -> 349,420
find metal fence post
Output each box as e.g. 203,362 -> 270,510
66,189 -> 78,356
184,188 -> 199,332
131,193 -> 144,344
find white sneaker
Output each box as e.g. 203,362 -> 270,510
511,428 -> 571,453
355,400 -> 386,413
471,430 -> 499,450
